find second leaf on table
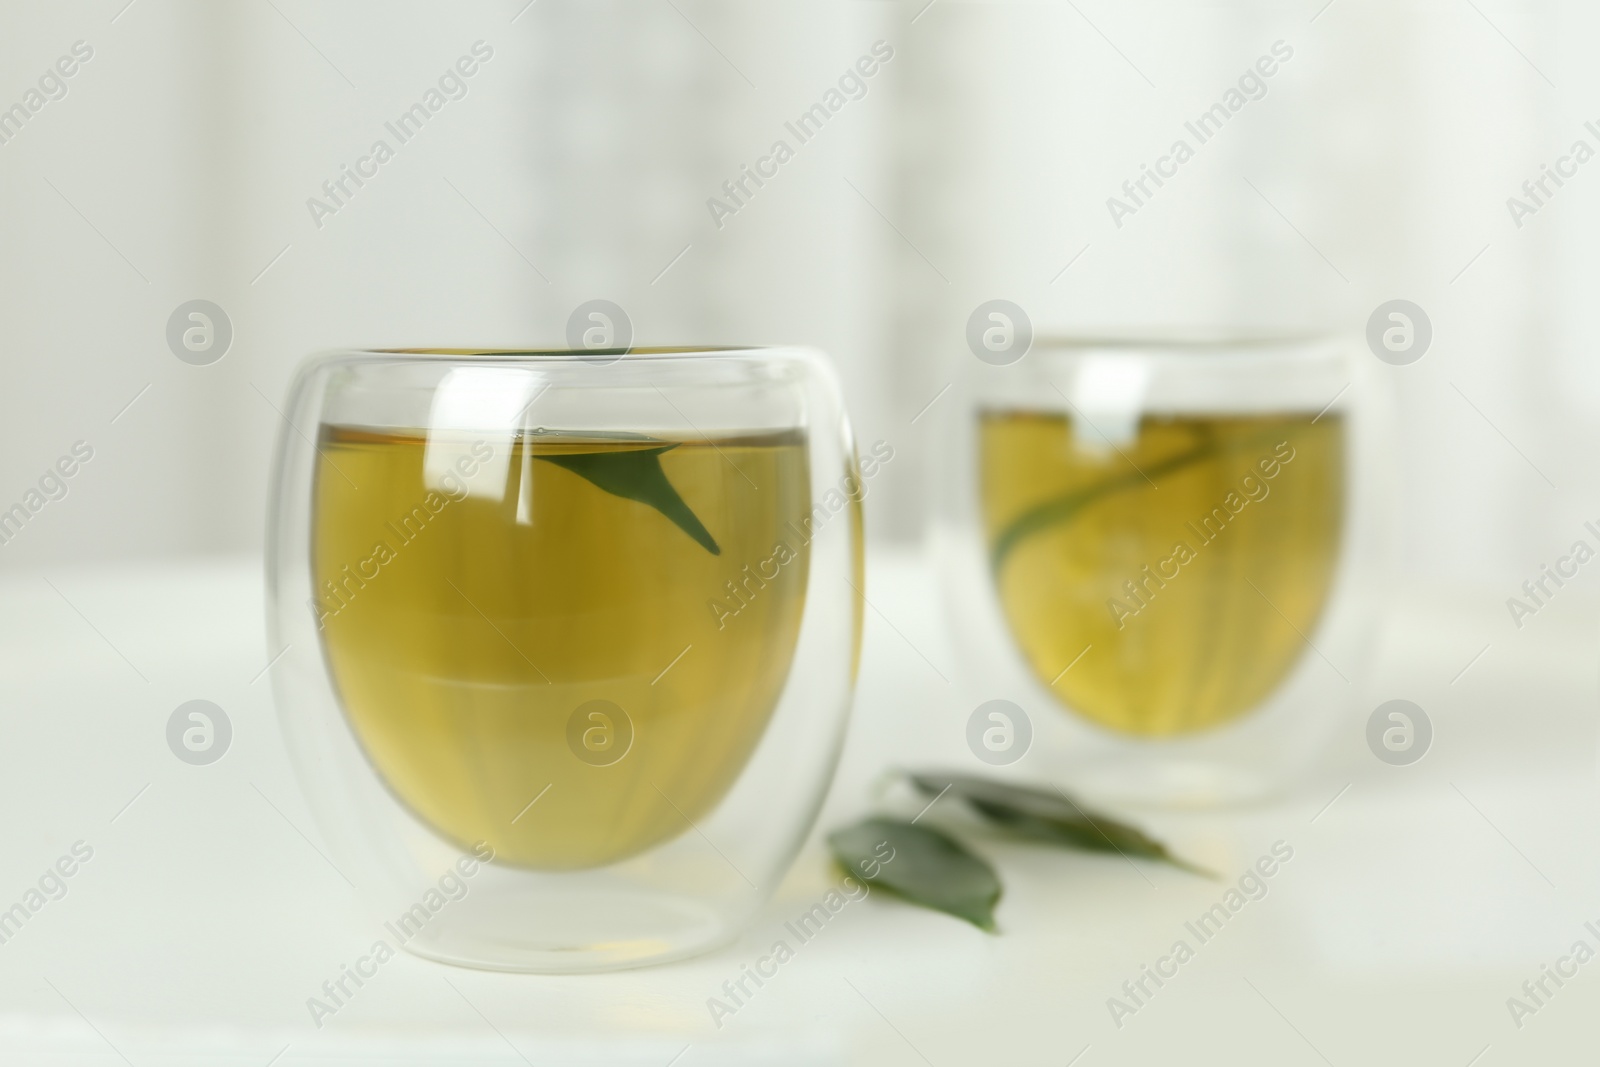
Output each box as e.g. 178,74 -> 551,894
906,770 -> 1214,878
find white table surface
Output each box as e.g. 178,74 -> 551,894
0,549 -> 1595,1065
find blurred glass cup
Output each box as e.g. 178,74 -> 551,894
266,347 -> 862,972
936,335 -> 1387,807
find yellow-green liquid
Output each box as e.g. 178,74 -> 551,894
980,412 -> 1344,736
312,426 -> 811,869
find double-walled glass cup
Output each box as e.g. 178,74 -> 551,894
266,347 -> 862,972
936,336 -> 1386,807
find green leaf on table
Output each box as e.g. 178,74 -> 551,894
907,771 -> 1214,878
829,816 -> 1001,932
535,444 -> 720,555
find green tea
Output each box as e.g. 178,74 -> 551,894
312,426 -> 811,869
980,412 -> 1343,736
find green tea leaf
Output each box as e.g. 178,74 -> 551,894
535,445 -> 721,555
829,816 -> 1001,932
988,441 -> 1215,574
908,771 -> 1214,878
988,423 -> 1301,575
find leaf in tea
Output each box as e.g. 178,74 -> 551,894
534,444 -> 720,555
980,413 -> 1343,736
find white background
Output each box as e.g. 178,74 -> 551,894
2,0 -> 1598,579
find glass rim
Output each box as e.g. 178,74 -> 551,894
320,345 -> 791,361
1025,332 -> 1345,360
977,331 -> 1350,415
301,344 -> 831,435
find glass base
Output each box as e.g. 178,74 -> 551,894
396,887 -> 738,974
